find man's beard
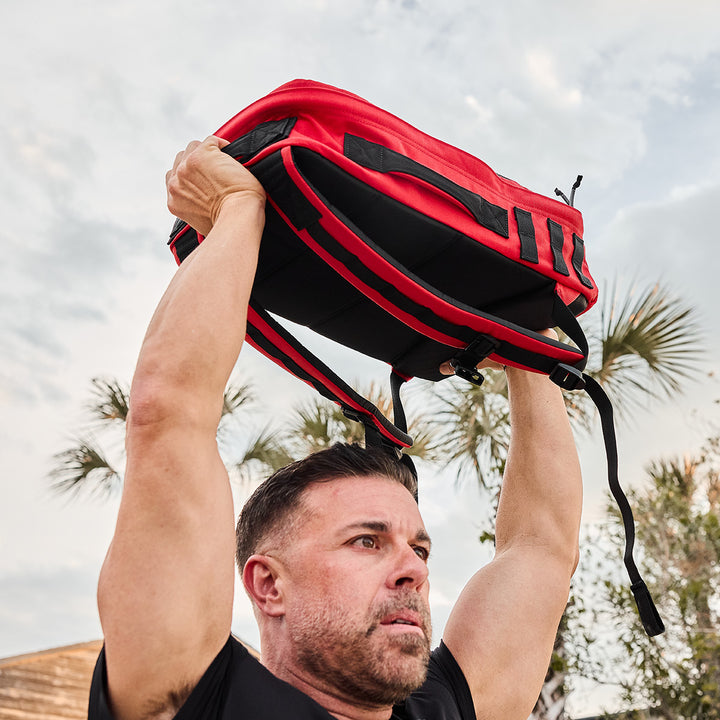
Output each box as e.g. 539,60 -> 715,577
290,591 -> 432,707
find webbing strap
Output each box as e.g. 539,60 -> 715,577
581,374 -> 665,636
390,370 -> 410,434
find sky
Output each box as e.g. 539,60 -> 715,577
1,1 -> 719,715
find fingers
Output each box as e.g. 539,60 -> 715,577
171,140 -> 202,173
165,135 -> 265,237
203,135 -> 230,150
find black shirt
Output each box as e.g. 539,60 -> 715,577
88,636 -> 475,719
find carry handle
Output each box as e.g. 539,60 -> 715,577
221,117 -> 297,162
344,134 -> 509,239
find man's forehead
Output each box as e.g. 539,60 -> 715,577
302,475 -> 426,529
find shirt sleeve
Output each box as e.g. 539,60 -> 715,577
87,638 -> 234,720
87,646 -> 114,720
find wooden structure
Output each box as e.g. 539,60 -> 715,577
0,637 -> 260,718
0,640 -> 102,719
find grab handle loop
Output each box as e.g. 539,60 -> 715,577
549,363 -> 586,391
344,134 -> 509,238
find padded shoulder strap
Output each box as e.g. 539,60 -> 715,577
246,300 -> 413,451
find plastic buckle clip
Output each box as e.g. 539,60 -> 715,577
451,335 -> 500,387
549,363 -> 586,391
342,407 -> 363,423
452,364 -> 485,386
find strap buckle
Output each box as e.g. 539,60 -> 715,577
549,363 -> 586,391
451,335 -> 500,387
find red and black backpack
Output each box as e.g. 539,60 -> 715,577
169,79 -> 663,637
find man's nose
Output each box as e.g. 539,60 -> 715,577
387,544 -> 429,589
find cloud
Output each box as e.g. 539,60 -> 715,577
596,180 -> 720,341
0,565 -> 103,657
0,11 -> 719,712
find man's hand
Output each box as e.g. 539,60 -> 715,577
166,135 -> 266,237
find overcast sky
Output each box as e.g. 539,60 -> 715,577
1,1 -> 719,715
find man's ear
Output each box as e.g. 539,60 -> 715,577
242,555 -> 286,617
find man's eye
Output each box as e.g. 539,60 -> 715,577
353,536 -> 377,549
413,546 -> 429,561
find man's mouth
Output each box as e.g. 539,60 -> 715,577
380,612 -> 424,632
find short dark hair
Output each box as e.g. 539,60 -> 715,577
235,443 -> 417,570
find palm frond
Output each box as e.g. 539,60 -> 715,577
285,381 -> 439,461
585,281 -> 704,414
356,380 -> 439,461
288,399 -> 364,455
233,426 -> 294,483
221,381 -> 255,419
430,369 -> 510,488
49,437 -> 121,496
87,377 -> 129,424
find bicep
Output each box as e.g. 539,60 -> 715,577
442,547 -> 571,720
98,425 -> 236,719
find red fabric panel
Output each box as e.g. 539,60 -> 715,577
214,80 -> 596,312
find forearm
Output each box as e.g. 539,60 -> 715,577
495,367 -> 582,567
130,194 -> 265,428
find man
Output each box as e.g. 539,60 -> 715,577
89,136 -> 582,720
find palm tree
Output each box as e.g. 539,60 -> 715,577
428,281 -> 705,720
49,377 -> 290,496
432,281 -> 704,487
50,376 -> 437,496
281,379 -> 439,463
430,367 -> 509,488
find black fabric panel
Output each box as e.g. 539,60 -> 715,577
344,134 -> 509,238
547,218 -> 570,276
173,227 -> 201,262
257,216 -> 579,379
253,211 -> 431,369
571,233 -> 594,289
254,152 -> 322,231
513,207 -> 539,263
250,148 -> 583,381
222,117 -> 297,162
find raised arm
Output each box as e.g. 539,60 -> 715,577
442,366 -> 582,720
97,138 -> 266,720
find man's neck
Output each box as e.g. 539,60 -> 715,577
261,654 -> 394,720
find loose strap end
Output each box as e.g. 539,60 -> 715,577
631,580 -> 665,637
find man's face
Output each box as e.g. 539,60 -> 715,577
276,475 -> 432,706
